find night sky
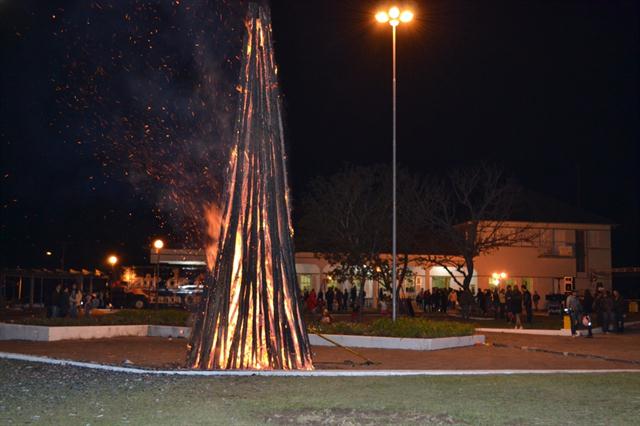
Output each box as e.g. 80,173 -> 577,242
1,0 -> 638,270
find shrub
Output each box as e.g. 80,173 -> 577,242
309,318 -> 475,338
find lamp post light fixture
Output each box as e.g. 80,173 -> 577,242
107,254 -> 118,281
152,239 -> 164,309
491,272 -> 508,286
375,5 -> 413,321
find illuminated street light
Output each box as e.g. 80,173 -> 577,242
375,5 -> 414,321
153,239 -> 164,250
152,239 -> 164,309
45,251 -> 53,256
107,255 -> 118,266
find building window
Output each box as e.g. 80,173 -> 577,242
298,274 -> 312,292
431,276 -> 450,289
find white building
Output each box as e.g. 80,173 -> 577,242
294,219 -> 613,304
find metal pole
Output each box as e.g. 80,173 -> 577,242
391,24 -> 397,321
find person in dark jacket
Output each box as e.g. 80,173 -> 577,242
342,288 -> 349,312
533,290 -> 541,311
58,286 -> 70,318
50,284 -> 62,318
612,290 -> 625,333
522,286 -> 533,324
326,287 -> 335,312
492,288 -> 500,319
582,289 -> 594,338
511,285 -> 523,329
505,286 -> 513,323
582,289 -> 594,316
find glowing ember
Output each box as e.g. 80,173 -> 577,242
187,3 -> 313,370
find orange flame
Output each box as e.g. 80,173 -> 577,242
203,202 -> 222,271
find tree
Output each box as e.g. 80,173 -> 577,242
414,166 -> 537,296
298,165 -> 385,306
297,165 -> 420,305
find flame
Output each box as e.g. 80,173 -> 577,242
203,202 -> 222,271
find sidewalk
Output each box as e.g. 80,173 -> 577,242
0,329 -> 638,371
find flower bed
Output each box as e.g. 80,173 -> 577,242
310,318 -> 475,339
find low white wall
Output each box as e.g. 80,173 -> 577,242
0,323 -> 50,341
148,325 -> 191,338
48,325 -> 149,341
309,333 -> 484,351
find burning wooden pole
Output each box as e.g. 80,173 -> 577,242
187,3 -> 313,370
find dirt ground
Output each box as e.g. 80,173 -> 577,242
1,325 -> 638,370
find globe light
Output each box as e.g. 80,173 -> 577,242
108,255 -> 118,266
388,6 -> 400,19
153,239 -> 164,250
375,11 -> 389,23
400,10 -> 414,23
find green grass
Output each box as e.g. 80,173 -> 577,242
4,309 -> 191,327
310,317 -> 475,338
1,359 -> 638,425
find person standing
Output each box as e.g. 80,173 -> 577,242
477,290 -> 486,316
565,290 -> 582,337
602,290 -> 614,333
342,288 -> 349,312
326,287 -> 335,313
533,290 -> 541,311
582,289 -> 594,338
612,290 -> 625,333
522,286 -> 533,324
349,285 -> 357,308
58,286 -> 70,318
498,288 -> 506,319
492,288 -> 500,319
441,289 -> 448,314
69,285 -> 79,319
505,286 -> 513,323
511,285 -> 524,329
50,284 -> 62,318
306,288 -> 317,313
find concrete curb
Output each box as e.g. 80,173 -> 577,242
308,333 -> 485,351
477,321 -> 640,337
1,352 -> 639,376
1,323 -> 484,351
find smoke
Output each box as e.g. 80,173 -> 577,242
52,0 -> 248,250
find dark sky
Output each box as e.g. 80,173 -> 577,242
1,0 -> 638,269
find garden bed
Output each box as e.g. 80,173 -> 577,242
310,318 -> 475,339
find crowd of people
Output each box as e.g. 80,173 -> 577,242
48,283 -> 107,318
302,286 -> 366,318
565,288 -> 626,337
415,285 -> 540,327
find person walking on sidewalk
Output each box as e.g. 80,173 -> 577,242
565,290 -> 582,337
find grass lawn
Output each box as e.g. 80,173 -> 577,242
1,359 -> 638,425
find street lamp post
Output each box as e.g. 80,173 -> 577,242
376,6 -> 413,321
107,255 -> 118,280
153,239 -> 164,309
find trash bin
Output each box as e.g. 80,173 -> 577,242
629,301 -> 638,313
